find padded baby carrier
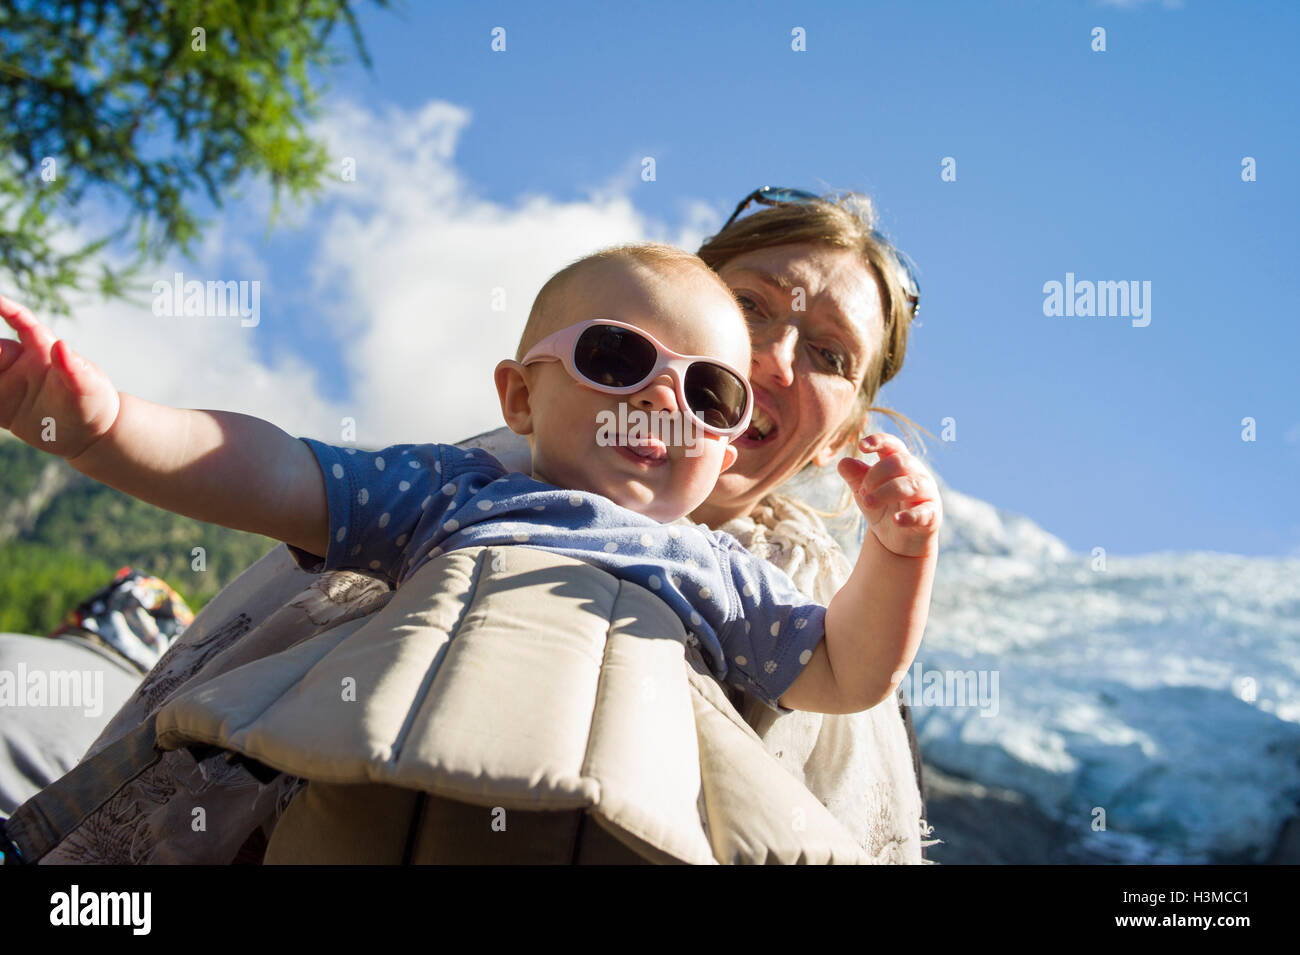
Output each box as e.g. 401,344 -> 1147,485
3,544 -> 875,864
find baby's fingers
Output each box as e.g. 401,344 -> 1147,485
0,337 -> 22,375
52,340 -> 114,398
859,433 -> 908,458
895,502 -> 939,528
37,340 -> 120,455
837,456 -> 870,483
52,339 -> 85,386
863,471 -> 938,509
0,295 -> 56,356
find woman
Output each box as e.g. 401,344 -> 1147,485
2,187 -> 932,865
696,187 -> 930,861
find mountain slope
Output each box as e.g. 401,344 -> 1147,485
920,478 -> 1300,862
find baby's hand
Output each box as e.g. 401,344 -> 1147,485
0,294 -> 121,460
837,433 -> 942,558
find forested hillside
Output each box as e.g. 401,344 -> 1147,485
0,437 -> 275,635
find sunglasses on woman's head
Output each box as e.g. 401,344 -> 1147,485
722,185 -> 921,319
519,320 -> 754,439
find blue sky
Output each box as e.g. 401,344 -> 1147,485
19,0 -> 1300,557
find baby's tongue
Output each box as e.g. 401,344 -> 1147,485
628,435 -> 668,460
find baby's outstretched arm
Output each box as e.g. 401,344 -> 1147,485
0,295 -> 328,557
780,433 -> 940,714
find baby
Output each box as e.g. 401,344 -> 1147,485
0,243 -> 940,715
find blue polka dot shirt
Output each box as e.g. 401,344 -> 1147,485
290,439 -> 826,713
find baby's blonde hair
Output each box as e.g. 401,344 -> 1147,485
514,243 -> 740,361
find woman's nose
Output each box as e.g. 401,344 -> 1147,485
752,324 -> 798,387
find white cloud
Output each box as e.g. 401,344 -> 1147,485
299,98 -> 714,448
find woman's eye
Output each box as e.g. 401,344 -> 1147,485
735,295 -> 762,318
814,345 -> 849,376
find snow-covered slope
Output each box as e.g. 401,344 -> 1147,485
912,477 -> 1300,863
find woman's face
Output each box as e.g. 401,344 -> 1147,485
695,242 -> 886,524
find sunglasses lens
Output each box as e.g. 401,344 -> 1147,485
684,363 -> 748,431
762,186 -> 820,205
891,252 -> 920,308
574,325 -> 657,387
869,230 -> 920,314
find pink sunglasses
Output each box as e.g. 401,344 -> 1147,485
519,319 -> 753,438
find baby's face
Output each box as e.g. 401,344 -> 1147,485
520,261 -> 752,522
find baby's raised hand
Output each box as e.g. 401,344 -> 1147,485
0,294 -> 120,460
837,433 -> 942,558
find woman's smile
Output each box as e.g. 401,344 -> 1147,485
736,387 -> 780,447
